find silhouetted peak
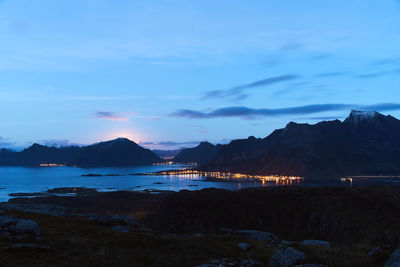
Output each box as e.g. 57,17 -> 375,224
344,110 -> 385,126
349,110 -> 380,119
284,121 -> 311,130
198,141 -> 214,148
28,143 -> 47,149
112,137 -> 132,143
95,138 -> 137,146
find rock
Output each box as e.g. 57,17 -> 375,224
195,258 -> 260,267
0,215 -> 16,227
368,245 -> 393,263
385,245 -> 400,267
299,240 -> 331,249
110,225 -> 130,233
237,242 -> 252,251
15,219 -> 40,237
220,228 -> 279,244
0,215 -> 40,238
269,247 -> 307,267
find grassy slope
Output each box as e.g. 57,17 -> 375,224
2,186 -> 400,266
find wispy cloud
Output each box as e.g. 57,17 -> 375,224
203,74 -> 300,100
260,43 -> 303,69
306,116 -> 344,121
36,139 -> 84,147
355,70 -> 400,79
371,57 -> 400,67
94,111 -> 128,121
170,103 -> 400,119
315,71 -> 350,78
0,137 -> 16,148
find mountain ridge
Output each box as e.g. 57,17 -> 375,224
0,138 -> 162,167
202,110 -> 400,177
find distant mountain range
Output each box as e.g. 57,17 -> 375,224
0,138 -> 162,167
175,110 -> 400,177
3,110 -> 400,176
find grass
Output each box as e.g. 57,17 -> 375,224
3,186 -> 400,266
0,210 -> 275,266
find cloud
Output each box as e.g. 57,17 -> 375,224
315,71 -> 350,78
307,116 -> 344,121
0,137 -> 16,148
355,70 -> 400,79
309,54 -> 331,61
170,103 -> 400,119
94,111 -> 128,121
203,74 -> 300,100
260,43 -> 303,68
371,57 -> 400,67
36,139 -> 83,147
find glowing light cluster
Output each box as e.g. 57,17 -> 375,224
153,162 -> 198,166
39,163 -> 66,167
143,169 -> 303,184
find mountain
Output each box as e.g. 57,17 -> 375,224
0,138 -> 162,167
202,110 -> 400,177
173,142 -> 218,165
152,149 -> 182,159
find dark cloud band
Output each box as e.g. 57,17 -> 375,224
94,111 -> 128,121
170,103 -> 400,119
203,74 -> 299,99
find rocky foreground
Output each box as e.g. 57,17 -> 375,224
1,186 -> 400,266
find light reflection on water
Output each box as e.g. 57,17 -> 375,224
0,166 -> 400,201
0,165 -> 294,201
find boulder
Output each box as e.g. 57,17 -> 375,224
110,225 -> 130,233
269,247 -> 307,267
237,242 -> 252,251
237,229 -> 279,244
368,245 -> 393,263
0,215 -> 40,238
15,219 -> 40,237
220,228 -> 279,244
299,240 -> 331,249
385,245 -> 400,267
0,215 -> 16,227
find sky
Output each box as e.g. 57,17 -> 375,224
0,0 -> 399,150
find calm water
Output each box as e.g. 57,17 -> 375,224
1,165 -> 400,202
0,165 -> 280,201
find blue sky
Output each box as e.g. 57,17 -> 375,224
0,0 -> 399,149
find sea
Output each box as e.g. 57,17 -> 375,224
0,165 -> 400,201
